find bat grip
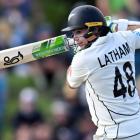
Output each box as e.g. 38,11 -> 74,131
66,37 -> 77,48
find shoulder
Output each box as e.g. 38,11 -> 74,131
113,30 -> 134,38
109,31 -> 136,44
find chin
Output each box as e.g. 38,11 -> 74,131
78,42 -> 87,48
79,45 -> 86,49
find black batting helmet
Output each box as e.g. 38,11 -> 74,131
62,5 -> 107,32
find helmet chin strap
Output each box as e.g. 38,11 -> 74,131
84,26 -> 99,37
83,28 -> 99,46
86,34 -> 97,42
83,26 -> 110,45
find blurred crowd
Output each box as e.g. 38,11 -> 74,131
0,0 -> 140,139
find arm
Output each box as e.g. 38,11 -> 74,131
127,25 -> 140,31
115,19 -> 140,31
67,65 -> 88,88
66,66 -> 77,89
66,53 -> 89,89
105,16 -> 140,32
116,20 -> 140,49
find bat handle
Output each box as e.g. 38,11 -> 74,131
65,37 -> 77,48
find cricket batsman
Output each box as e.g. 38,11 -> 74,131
62,5 -> 140,140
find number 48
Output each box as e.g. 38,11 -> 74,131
113,61 -> 136,98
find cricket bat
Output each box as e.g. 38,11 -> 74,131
0,34 -> 75,69
105,16 -> 140,26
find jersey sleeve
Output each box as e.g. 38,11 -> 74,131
132,28 -> 140,50
120,29 -> 140,50
67,52 -> 89,88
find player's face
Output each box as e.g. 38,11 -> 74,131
72,29 -> 88,48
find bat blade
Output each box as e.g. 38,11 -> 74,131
0,35 -> 73,69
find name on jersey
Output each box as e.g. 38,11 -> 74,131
98,42 -> 130,68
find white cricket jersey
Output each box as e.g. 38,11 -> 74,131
67,29 -> 140,139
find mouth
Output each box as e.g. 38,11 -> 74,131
76,41 -> 82,46
77,43 -> 82,46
